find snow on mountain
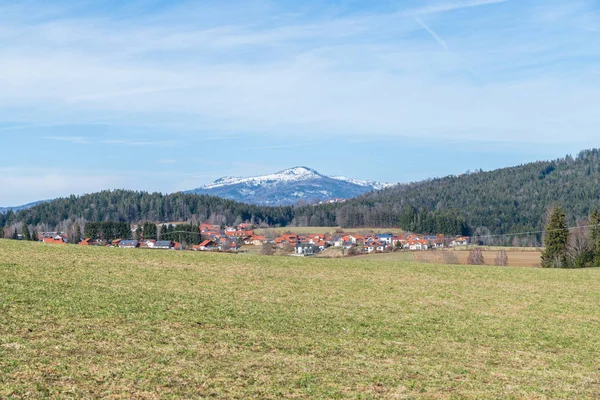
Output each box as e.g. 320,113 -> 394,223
330,176 -> 396,191
186,167 -> 395,206
203,167 -> 321,189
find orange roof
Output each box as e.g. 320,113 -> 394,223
43,237 -> 66,244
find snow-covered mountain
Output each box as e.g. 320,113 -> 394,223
186,167 -> 395,206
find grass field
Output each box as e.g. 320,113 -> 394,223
1,240 -> 599,399
414,250 -> 542,268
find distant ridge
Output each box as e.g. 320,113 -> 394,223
0,200 -> 49,214
186,167 -> 395,205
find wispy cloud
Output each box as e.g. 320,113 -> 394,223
242,144 -> 312,151
45,136 -> 89,144
101,139 -> 182,147
415,17 -> 449,52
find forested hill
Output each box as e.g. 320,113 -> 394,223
0,190 -> 294,230
294,149 -> 600,236
2,149 -> 600,238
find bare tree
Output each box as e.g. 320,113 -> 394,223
347,246 -> 359,257
260,242 -> 275,256
495,250 -> 509,266
467,248 -> 485,265
282,242 -> 294,254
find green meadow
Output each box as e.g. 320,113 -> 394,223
1,240 -> 599,399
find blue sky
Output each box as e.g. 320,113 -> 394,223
1,0 -> 599,206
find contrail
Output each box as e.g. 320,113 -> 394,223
415,17 -> 449,53
410,0 -> 508,16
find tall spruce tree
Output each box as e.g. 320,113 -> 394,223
21,223 -> 31,241
541,207 -> 570,268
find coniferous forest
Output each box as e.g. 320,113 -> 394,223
2,150 -> 600,239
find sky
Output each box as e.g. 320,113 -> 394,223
1,0 -> 599,206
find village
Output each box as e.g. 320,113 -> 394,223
32,222 -> 471,256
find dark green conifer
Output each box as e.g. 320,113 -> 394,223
541,207 -> 570,268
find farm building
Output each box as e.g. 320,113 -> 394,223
119,240 -> 140,248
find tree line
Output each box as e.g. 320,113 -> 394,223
541,207 -> 600,268
2,149 -> 600,239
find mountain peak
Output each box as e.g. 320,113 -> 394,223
275,166 -> 321,177
187,167 -> 393,205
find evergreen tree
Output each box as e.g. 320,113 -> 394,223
21,223 -> 31,241
76,224 -> 82,243
541,207 -> 570,268
31,229 -> 38,241
12,229 -> 18,240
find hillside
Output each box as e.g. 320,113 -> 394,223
293,149 -> 600,238
2,241 -> 599,398
0,190 -> 294,231
3,150 -> 600,238
186,166 -> 393,205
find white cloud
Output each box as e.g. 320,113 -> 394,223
0,168 -> 127,206
0,0 -> 597,147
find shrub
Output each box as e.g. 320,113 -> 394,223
467,248 -> 485,265
495,250 -> 509,266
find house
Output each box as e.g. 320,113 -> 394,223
43,235 -> 68,245
119,240 -> 140,248
348,235 -> 364,244
408,240 -> 429,251
275,234 -> 298,246
226,230 -> 254,239
364,240 -> 387,253
296,243 -> 319,255
308,234 -> 326,243
140,240 -> 156,248
154,240 -> 175,250
200,223 -> 218,232
333,236 -> 345,247
228,242 -> 241,251
79,238 -> 98,246
452,236 -> 469,247
246,235 -> 266,246
193,240 -> 216,251
376,233 -> 394,245
341,241 -> 354,250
